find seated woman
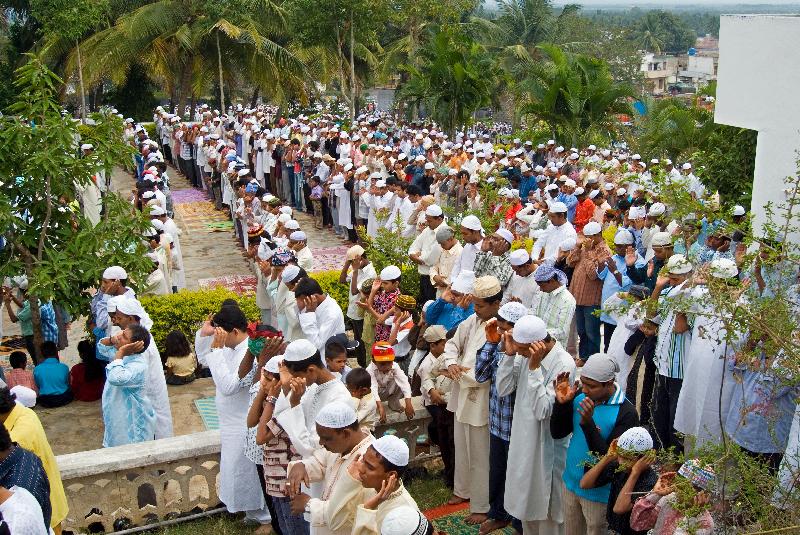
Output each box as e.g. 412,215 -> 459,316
162,330 -> 197,385
69,340 -> 106,402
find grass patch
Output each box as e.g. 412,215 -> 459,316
405,466 -> 451,511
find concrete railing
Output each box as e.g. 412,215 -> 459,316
57,405 -> 434,534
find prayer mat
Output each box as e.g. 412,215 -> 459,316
170,188 -> 210,204
310,245 -> 348,273
204,221 -> 234,231
197,275 -> 257,295
194,396 -> 219,431
173,201 -> 230,233
425,503 -> 517,534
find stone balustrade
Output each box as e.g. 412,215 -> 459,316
57,404 -> 434,534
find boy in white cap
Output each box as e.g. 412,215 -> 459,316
496,314 -> 576,535
91,266 -> 136,338
340,245 -> 378,367
350,435 -> 419,534
450,215 -> 484,282
504,248 -> 539,307
408,205 -> 445,304
363,177 -> 394,238
532,201 -> 577,263
289,230 -> 315,272
286,401 -> 373,535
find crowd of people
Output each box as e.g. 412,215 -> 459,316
1,101 -> 798,535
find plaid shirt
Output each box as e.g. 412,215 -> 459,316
474,251 -> 513,288
474,341 -> 515,441
39,302 -> 59,343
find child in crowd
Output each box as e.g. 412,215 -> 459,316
630,459 -> 715,535
34,342 -> 72,408
309,176 -> 324,229
69,339 -> 106,402
162,330 -> 197,385
580,427 -> 660,535
361,266 -> 402,343
325,333 -> 356,382
367,342 -> 415,423
358,278 -> 377,359
346,368 -> 378,432
386,295 -> 417,374
6,351 -> 37,393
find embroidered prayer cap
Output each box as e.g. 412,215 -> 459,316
647,202 -> 666,217
451,270 -> 476,295
248,225 -> 265,239
617,426 -> 653,452
665,254 -> 692,275
613,229 -> 634,245
560,238 -> 577,252
435,226 -> 454,244
512,315 -> 547,343
580,353 -> 619,382
372,341 -> 395,362
285,219 -> 300,230
346,245 -> 365,261
710,258 -> 738,279
651,232 -> 673,248
380,265 -> 402,281
103,266 -> 127,280
509,249 -> 530,266
280,264 -> 301,283
583,221 -> 602,236
473,276 -> 501,299
289,231 -> 307,241
360,278 -> 375,294
373,435 -> 410,467
533,263 -> 567,286
315,401 -> 358,428
460,215 -> 483,232
678,459 -> 715,491
422,325 -> 447,343
283,339 -> 318,362
395,295 -> 417,311
550,201 -> 568,213
264,356 -> 281,374
498,302 -> 529,324
270,248 -> 296,266
148,205 -> 166,216
380,506 -> 430,535
425,204 -> 443,217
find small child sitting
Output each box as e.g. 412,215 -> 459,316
325,334 -> 356,382
367,342 -> 415,423
386,294 -> 417,374
6,351 -> 37,393
162,330 -> 197,385
630,459 -> 715,535
580,426 -> 660,535
310,176 -> 324,229
346,368 -> 377,432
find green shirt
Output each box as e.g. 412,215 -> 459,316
16,301 -> 33,336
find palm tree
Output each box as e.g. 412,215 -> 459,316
519,44 -> 634,146
636,97 -> 715,161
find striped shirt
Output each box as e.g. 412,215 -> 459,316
654,282 -> 694,379
529,285 -> 576,347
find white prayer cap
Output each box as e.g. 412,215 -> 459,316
534,165 -> 544,173
285,219 -> 300,230
665,254 -> 693,275
380,265 -> 402,281
498,302 -> 528,324
588,190 -> 600,199
631,153 -> 641,160
568,153 -> 579,160
583,221 -> 602,236
564,178 -> 576,188
277,213 -> 291,224
150,219 -> 165,232
423,162 -> 435,170
476,152 -> 485,159
495,228 -> 514,244
142,191 -> 155,199
279,206 -> 293,215
588,144 -> 597,150
650,158 -> 659,165
460,215 -> 483,232
512,315 -> 548,344
651,232 -> 672,247
264,357 -> 281,375
283,339 -> 318,362
545,184 -> 559,192
346,245 -> 366,261
580,353 -> 619,382
425,204 -> 443,217
647,202 -> 666,217
710,258 -> 738,279
356,165 -> 369,175
148,205 -> 166,216
376,180 -> 387,188
114,297 -> 153,330
10,385 -> 36,408
550,202 -> 568,214
617,426 -> 653,452
281,264 -> 301,283
732,205 -> 746,216
547,139 -> 555,145
381,506 -> 430,535
613,230 -> 634,245
509,249 -> 530,267
574,187 -> 585,196
237,168 -> 251,177
555,145 -> 564,153
603,183 -> 614,191
103,266 -> 127,280
448,168 -> 458,176
629,206 -> 646,220
451,270 -> 475,294
616,187 -> 627,196
344,162 -> 354,172
537,143 -> 545,149
81,143 -> 94,151
560,238 -> 577,252
289,231 -> 307,241
372,435 -> 410,467
414,155 -> 426,161
315,401 -> 357,428
682,162 -> 692,170
398,153 -> 407,160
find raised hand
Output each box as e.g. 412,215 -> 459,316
553,372 -> 580,404
527,340 -> 549,370
363,474 -> 400,510
289,377 -> 307,407
117,340 -> 145,358
484,318 -> 501,344
211,326 -> 227,349
577,397 -> 595,425
625,246 -> 637,267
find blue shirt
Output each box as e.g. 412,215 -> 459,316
558,192 -> 578,223
519,175 -> 537,200
424,298 -> 474,332
474,341 -> 515,441
102,353 -> 156,447
598,254 -> 642,324
33,358 -> 70,396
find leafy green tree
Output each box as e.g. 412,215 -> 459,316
692,125 -> 756,205
397,27 -> 500,137
635,97 -> 715,162
518,44 -> 634,146
632,10 -> 696,55
0,55 -> 153,358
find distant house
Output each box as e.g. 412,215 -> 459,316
640,53 -> 679,95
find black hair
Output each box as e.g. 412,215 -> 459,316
128,324 -> 151,347
406,184 -> 422,197
370,445 -> 408,479
77,340 -> 106,382
345,368 -> 371,390
445,326 -> 458,339
0,388 -> 16,414
479,290 -> 504,304
236,178 -> 249,188
284,351 -> 325,373
294,277 -> 323,298
290,138 -> 300,146
212,305 -> 248,332
310,176 -> 321,185
289,267 -> 308,285
325,341 -> 347,358
221,298 -> 240,309
0,424 -> 10,452
164,330 -> 191,358
9,351 -> 26,369
40,341 -> 59,359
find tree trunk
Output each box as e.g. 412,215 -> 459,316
190,93 -> 196,118
176,65 -> 192,119
216,31 -> 226,113
27,294 -> 43,364
250,86 -> 259,108
349,11 -> 356,124
334,25 -> 347,115
76,40 -> 87,121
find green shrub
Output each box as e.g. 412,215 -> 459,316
357,223 -> 422,304
140,287 -> 258,352
140,121 -> 157,141
312,270 -> 351,315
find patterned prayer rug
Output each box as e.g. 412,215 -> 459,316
424,503 -> 517,534
197,275 -> 257,294
172,201 -> 230,233
310,245 -> 348,273
170,188 -> 210,204
194,396 -> 219,431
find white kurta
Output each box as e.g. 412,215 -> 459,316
205,338 -> 265,512
272,282 -> 304,341
496,343 -> 575,522
296,246 -> 315,272
502,271 -> 540,308
365,192 -> 394,238
333,185 -> 352,229
604,294 -> 646,393
298,297 -> 346,358
162,218 -> 186,289
144,339 -> 173,439
352,484 -> 419,535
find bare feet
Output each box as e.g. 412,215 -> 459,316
465,513 -> 488,525
479,518 -> 510,534
447,495 -> 468,506
252,524 -> 273,535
